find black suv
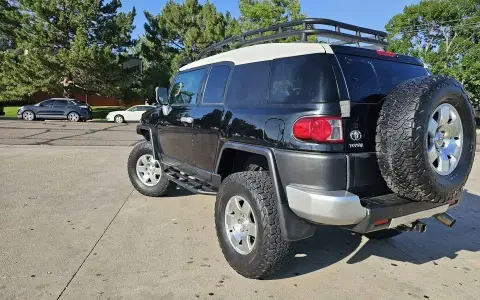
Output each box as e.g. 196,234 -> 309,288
127,19 -> 476,279
17,98 -> 92,122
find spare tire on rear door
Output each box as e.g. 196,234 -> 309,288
376,75 -> 476,203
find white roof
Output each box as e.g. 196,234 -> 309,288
180,43 -> 334,71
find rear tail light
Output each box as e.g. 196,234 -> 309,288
293,116 -> 343,143
376,50 -> 397,57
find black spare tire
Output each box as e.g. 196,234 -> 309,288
376,76 -> 476,203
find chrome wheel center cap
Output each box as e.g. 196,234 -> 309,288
434,132 -> 445,148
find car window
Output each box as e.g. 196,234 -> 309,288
127,107 -> 138,112
53,100 -> 67,107
68,100 -> 85,106
226,61 -> 270,107
203,65 -> 231,104
268,54 -> 338,103
136,106 -> 150,112
337,54 -> 429,102
169,69 -> 206,106
39,100 -> 55,107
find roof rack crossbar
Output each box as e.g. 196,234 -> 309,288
198,18 -> 388,59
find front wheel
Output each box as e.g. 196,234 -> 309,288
127,141 -> 171,197
22,110 -> 35,121
215,171 -> 292,279
114,115 -> 124,123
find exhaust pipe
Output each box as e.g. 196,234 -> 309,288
434,213 -> 456,227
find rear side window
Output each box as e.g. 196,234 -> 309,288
226,61 -> 270,107
169,68 -> 206,105
338,54 -> 428,102
203,65 -> 231,104
53,100 -> 67,107
268,54 -> 338,103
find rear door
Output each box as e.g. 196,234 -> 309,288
158,68 -> 207,167
192,65 -> 231,172
52,100 -> 68,119
336,53 -> 429,153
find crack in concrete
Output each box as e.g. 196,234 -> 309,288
56,188 -> 134,300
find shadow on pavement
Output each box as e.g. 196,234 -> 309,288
270,191 -> 480,279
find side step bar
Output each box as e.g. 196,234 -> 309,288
164,168 -> 217,195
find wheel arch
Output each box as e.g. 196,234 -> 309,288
215,142 -> 315,241
136,125 -> 161,161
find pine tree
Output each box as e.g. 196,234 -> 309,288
0,0 -> 136,100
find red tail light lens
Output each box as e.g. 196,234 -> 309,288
293,116 -> 343,143
376,50 -> 397,57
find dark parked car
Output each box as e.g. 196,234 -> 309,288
127,19 -> 476,279
0,104 -> 4,116
17,98 -> 92,122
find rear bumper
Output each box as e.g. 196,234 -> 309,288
286,184 -> 452,233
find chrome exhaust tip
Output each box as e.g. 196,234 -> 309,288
434,213 -> 456,227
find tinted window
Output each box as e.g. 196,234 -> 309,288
226,62 -> 270,107
39,100 -> 55,107
169,69 -> 206,105
53,100 -> 67,107
136,106 -> 151,112
269,54 -> 338,103
203,65 -> 231,104
338,54 -> 429,102
69,100 -> 85,106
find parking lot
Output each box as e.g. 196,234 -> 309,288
1,120 -> 480,300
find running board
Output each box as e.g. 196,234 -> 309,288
164,168 -> 217,195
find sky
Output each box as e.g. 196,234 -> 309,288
120,0 -> 421,38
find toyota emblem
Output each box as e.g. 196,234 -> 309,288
350,130 -> 362,141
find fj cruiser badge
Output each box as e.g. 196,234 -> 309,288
350,130 -> 362,141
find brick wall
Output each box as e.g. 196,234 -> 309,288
30,91 -> 144,107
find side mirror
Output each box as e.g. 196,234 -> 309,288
155,87 -> 168,105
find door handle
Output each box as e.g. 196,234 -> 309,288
180,117 -> 193,124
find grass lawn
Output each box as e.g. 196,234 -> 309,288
3,106 -> 20,117
1,106 -> 126,120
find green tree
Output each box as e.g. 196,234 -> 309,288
238,0 -> 305,31
141,0 -> 231,88
386,0 -> 480,105
0,0 -> 136,101
0,0 -> 19,51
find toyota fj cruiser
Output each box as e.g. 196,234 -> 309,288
127,19 -> 476,279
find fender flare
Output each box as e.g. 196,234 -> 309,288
216,142 -> 315,241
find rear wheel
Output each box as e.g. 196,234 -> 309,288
22,110 -> 35,121
127,141 -> 171,197
365,229 -> 402,240
68,112 -> 80,122
215,171 -> 291,279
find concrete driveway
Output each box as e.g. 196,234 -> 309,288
1,120 -> 480,300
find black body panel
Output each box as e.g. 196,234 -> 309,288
274,149 -> 347,192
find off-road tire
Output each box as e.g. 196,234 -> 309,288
215,171 -> 292,279
365,229 -> 403,240
377,76 -> 476,203
127,141 -> 171,197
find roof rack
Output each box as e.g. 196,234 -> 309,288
198,18 -> 388,59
